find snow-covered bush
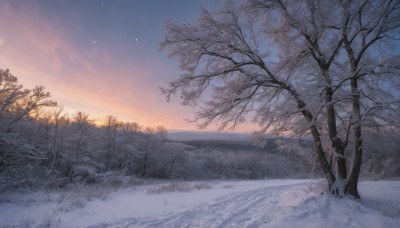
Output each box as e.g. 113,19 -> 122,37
147,181 -> 212,194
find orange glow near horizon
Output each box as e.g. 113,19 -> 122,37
0,1 -> 257,133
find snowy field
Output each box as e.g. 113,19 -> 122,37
1,179 -> 399,228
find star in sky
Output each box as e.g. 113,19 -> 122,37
0,0 -> 237,131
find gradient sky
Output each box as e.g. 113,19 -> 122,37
0,0 -> 260,132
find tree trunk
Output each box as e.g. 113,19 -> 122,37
345,78 -> 362,199
141,152 -> 148,177
297,99 -> 336,188
310,125 -> 336,188
52,141 -> 62,169
168,156 -> 178,179
323,69 -> 347,186
346,126 -> 362,199
342,34 -> 362,198
141,141 -> 150,177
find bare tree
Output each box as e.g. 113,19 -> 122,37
71,111 -> 93,159
50,106 -> 70,169
103,115 -> 121,171
34,112 -> 53,148
137,126 -> 168,177
339,0 -> 400,198
160,0 -> 400,198
0,69 -> 30,130
120,122 -> 141,171
27,107 -> 45,143
153,142 -> 190,179
6,85 -> 57,132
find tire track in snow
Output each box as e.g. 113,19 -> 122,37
94,183 -> 307,228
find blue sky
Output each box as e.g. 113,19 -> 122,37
0,0 -> 250,131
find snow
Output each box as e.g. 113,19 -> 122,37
168,130 -> 249,141
0,179 -> 399,227
331,178 -> 346,196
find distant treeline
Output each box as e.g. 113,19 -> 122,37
0,69 -> 398,191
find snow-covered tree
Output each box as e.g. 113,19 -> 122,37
338,0 -> 400,197
49,106 -> 70,169
102,115 -> 122,171
0,69 -> 30,122
70,111 -> 93,159
160,0 -> 400,198
136,126 -> 168,177
119,122 -> 141,172
6,86 -> 57,132
0,69 -> 57,132
152,142 -> 191,179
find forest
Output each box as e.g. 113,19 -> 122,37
1,69 -> 398,192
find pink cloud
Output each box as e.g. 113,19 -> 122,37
0,1 -> 198,130
0,2 -> 257,132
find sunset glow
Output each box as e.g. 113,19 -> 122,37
0,0 -> 255,131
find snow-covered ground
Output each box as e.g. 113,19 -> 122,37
1,179 -> 399,227
168,130 -> 250,141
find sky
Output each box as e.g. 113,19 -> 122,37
0,0 -> 258,132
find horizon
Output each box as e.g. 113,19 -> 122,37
0,0 -> 257,133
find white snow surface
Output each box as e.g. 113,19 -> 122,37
1,179 -> 399,228
168,130 -> 249,141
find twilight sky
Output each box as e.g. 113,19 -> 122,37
0,0 -> 256,132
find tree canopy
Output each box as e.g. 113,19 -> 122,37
161,0 -> 400,198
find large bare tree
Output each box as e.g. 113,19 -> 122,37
160,0 -> 400,198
